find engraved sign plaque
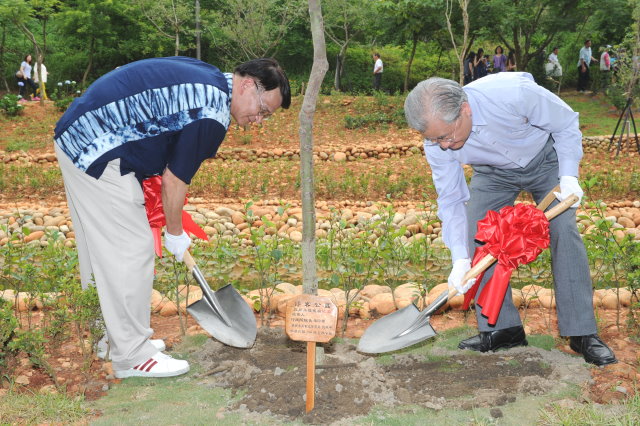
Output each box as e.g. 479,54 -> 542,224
286,294 -> 338,343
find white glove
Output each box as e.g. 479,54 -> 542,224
448,258 -> 477,295
164,231 -> 191,261
554,176 -> 583,208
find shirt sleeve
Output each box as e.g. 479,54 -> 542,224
166,118 -> 227,184
424,146 -> 470,261
515,82 -> 582,177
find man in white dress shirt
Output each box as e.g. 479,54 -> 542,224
404,72 -> 616,366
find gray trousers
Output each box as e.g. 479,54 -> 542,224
55,144 -> 158,370
466,137 -> 596,336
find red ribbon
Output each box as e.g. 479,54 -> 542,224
142,175 -> 208,257
462,203 -> 550,325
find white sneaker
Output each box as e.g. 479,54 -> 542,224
97,339 -> 166,360
114,352 -> 190,379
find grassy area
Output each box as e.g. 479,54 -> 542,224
0,391 -> 88,424
561,92 -> 622,136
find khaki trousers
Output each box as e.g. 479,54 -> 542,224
55,144 -> 158,370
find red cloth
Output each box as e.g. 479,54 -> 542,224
142,176 -> 208,257
462,203 -> 550,325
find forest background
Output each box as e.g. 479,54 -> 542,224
0,0 -> 637,102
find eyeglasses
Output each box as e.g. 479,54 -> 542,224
425,118 -> 460,147
254,82 -> 273,120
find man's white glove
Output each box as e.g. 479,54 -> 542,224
554,176 -> 583,208
448,258 -> 477,295
164,231 -> 191,262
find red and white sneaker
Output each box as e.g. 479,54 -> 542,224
114,352 -> 190,379
97,338 -> 165,360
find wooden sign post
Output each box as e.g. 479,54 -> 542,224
285,294 -> 338,413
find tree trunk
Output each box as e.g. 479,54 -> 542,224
334,43 -> 348,91
299,0 -> 328,295
195,0 -> 201,60
0,23 -> 9,92
82,37 -> 95,88
404,32 -> 418,93
175,31 -> 180,56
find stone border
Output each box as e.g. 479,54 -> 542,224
1,136 -> 636,166
1,199 -> 639,248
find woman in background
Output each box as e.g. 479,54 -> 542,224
473,48 -> 488,80
493,46 -> 507,73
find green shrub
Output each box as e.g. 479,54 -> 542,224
54,96 -> 74,112
0,94 -> 25,117
0,299 -> 18,368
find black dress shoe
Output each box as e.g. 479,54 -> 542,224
458,325 -> 528,352
569,334 -> 617,366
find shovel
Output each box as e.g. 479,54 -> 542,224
357,188 -> 577,354
183,251 -> 257,348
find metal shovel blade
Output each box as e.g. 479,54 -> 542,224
187,284 -> 257,348
356,303 -> 437,354
184,252 -> 257,348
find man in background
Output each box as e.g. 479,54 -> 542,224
577,40 -> 597,92
373,53 -> 383,91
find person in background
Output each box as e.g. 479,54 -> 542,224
464,51 -> 476,85
577,39 -> 597,92
373,53 -> 383,91
506,51 -> 517,71
404,73 -> 617,367
18,54 -> 40,101
473,48 -> 488,80
33,56 -> 49,100
545,47 -> 563,77
599,45 -> 612,90
54,56 -> 290,379
492,46 -> 507,73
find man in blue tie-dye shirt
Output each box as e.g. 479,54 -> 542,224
54,57 -> 290,378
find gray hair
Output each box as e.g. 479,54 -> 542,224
404,77 -> 467,133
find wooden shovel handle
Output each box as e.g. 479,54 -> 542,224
444,192 -> 579,301
182,250 -> 195,272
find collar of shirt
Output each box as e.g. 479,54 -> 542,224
224,72 -> 233,107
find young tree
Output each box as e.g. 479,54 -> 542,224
300,0 -> 328,294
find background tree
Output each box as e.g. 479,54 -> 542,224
376,0 -> 444,92
207,0 -> 306,63
134,0 -> 194,56
445,0 -> 471,85
322,0 -> 366,91
484,0 -> 593,71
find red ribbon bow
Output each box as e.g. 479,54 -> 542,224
462,203 -> 550,325
142,176 -> 208,257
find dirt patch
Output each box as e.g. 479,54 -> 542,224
188,327 -> 591,424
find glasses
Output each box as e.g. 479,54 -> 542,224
425,118 -> 460,147
254,82 -> 273,120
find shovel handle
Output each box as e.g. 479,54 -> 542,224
452,192 -> 579,297
183,250 -> 196,272
536,185 -> 560,211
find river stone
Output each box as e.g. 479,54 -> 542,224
360,284 -> 391,299
368,293 -> 397,315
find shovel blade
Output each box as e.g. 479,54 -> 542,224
357,304 -> 437,354
187,284 -> 257,348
